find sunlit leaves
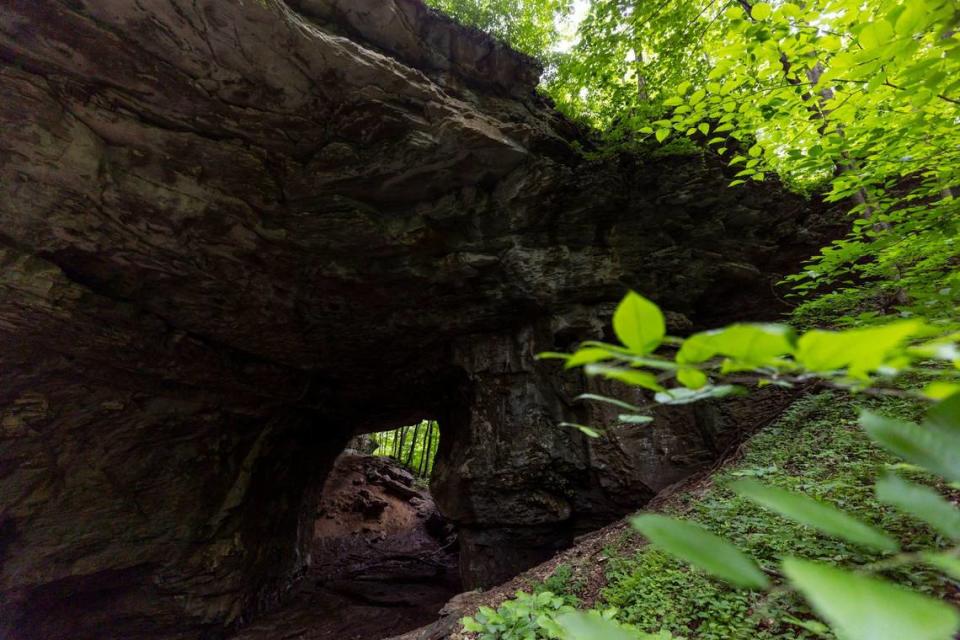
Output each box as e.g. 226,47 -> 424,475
858,20 -> 894,50
677,324 -> 795,369
750,3 -> 772,21
541,0 -> 960,326
560,422 -> 604,438
555,611 -> 639,640
654,385 -> 744,405
677,366 -> 708,389
574,393 -> 642,412
584,364 -> 664,391
542,291 -> 960,640
563,347 -> 615,368
795,320 -> 925,378
631,514 -> 770,589
556,293 -> 955,401
424,0 -> 573,56
924,552 -> 960,580
613,291 -> 665,355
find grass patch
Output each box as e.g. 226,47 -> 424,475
599,391 -> 953,639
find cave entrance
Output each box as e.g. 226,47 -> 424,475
232,420 -> 460,640
309,420 -> 459,638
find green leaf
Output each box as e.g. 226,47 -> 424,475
574,393 -> 643,412
677,324 -> 795,367
613,291 -> 666,355
560,422 -> 604,438
860,410 -> 960,484
677,367 -> 708,389
565,347 -> 616,369
925,392 -> 960,434
731,479 -> 899,552
795,321 -> 924,378
460,616 -> 483,632
584,364 -> 665,392
630,514 -> 769,589
535,351 -> 571,361
750,3 -> 772,20
654,385 -> 744,405
618,414 -> 654,425
895,3 -> 924,35
783,558 -> 960,640
876,473 -> 960,540
860,20 -> 894,50
655,128 -> 671,143
924,382 -> 960,401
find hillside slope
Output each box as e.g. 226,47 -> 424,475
413,391 -> 958,640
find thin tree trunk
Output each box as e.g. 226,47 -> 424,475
428,422 -> 439,476
405,422 -> 421,467
419,422 -> 433,478
394,427 -> 405,459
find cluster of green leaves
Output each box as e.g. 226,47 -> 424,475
462,591 -> 575,640
461,590 -> 680,640
423,0 -> 574,57
541,291 -> 960,427
645,0 -> 960,324
543,291 -> 960,639
544,0 -> 715,141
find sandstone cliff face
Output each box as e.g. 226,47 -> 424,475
0,1 -> 833,638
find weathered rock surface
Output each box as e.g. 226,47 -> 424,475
0,1 -> 837,638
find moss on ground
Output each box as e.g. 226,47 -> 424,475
597,391 -> 953,639
473,391 -> 958,639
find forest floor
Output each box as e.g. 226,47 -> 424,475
438,390 -> 960,640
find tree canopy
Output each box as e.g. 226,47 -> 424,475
427,0 -> 575,56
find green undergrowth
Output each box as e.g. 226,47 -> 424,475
466,391 -> 957,639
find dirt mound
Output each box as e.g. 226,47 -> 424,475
313,452 -> 458,592
231,452 -> 459,640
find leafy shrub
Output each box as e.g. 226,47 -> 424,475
461,591 -> 681,640
461,591 -> 574,639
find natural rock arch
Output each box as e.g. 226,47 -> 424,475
0,1 -> 836,637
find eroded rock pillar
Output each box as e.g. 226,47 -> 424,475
431,324 -> 588,588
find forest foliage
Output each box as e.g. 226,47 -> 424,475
424,0 -> 960,326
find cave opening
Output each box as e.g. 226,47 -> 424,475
233,420 -> 460,640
